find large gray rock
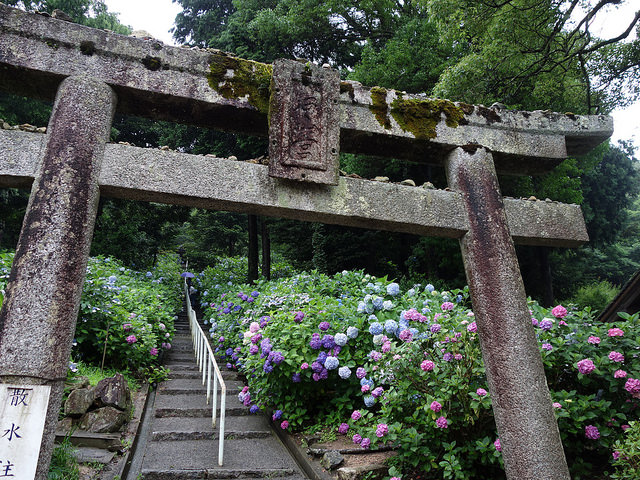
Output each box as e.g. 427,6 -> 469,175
64,387 -> 95,416
321,450 -> 344,470
94,373 -> 131,411
79,406 -> 128,433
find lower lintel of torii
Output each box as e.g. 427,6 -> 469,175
0,129 -> 587,248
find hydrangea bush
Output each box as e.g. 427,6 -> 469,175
198,269 -> 640,479
1,251 -> 183,376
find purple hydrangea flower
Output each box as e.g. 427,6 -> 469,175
126,335 -> 137,344
467,322 -> 477,333
441,302 -> 454,311
369,351 -> 383,361
352,434 -> 362,444
443,352 -> 454,362
309,333 -> 322,350
319,321 -> 331,331
311,361 -> 323,373
322,335 -> 336,349
250,405 -> 260,414
371,387 -> 384,398
360,437 -> 371,449
292,373 -> 301,382
542,343 -> 553,351
539,318 -> 553,331
421,360 -> 435,372
430,401 -> 442,412
585,425 -> 600,440
435,416 -> 448,429
338,423 -> 349,434
272,409 -> 283,420
430,324 -> 441,333
476,388 -> 488,397
609,351 -> 624,363
356,367 -> 367,379
294,311 -> 305,323
351,410 -> 362,421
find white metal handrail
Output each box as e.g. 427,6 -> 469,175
183,275 -> 226,466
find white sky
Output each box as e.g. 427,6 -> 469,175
103,0 -> 639,152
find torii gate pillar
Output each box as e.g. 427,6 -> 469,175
446,147 -> 570,479
0,76 -> 116,478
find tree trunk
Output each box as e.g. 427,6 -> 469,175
261,217 -> 271,280
248,214 -> 259,283
539,247 -> 554,306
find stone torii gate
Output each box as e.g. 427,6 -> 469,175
0,5 -> 612,480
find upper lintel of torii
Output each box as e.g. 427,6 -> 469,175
0,4 -> 613,176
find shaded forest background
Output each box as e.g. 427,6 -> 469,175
1,0 -> 640,308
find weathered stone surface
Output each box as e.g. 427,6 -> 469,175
0,76 -> 116,479
269,59 -> 340,185
56,417 -> 75,433
65,387 -> 95,416
337,464 -> 387,480
0,130 -> 589,247
320,451 -> 344,470
94,373 -> 131,411
445,147 -> 570,479
79,406 -> 128,433
0,4 -> 612,171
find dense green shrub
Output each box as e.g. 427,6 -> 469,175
570,280 -> 620,314
198,269 -> 640,479
1,251 -> 183,376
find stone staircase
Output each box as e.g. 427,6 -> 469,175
135,310 -> 308,479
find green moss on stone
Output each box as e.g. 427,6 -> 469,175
207,52 -> 273,114
390,98 -> 465,139
369,86 -> 391,129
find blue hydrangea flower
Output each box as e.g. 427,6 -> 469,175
382,300 -> 393,311
334,333 -> 348,346
357,302 -> 366,314
399,319 -> 410,331
425,284 -> 435,293
263,362 -> 274,373
325,356 -> 339,370
372,296 -> 384,310
250,405 -> 260,414
273,409 -> 283,420
407,288 -> 416,297
456,294 -> 463,303
386,283 -> 400,296
384,320 -> 398,335
360,377 -> 374,388
372,334 -> 384,346
369,322 -> 384,335
364,395 -> 375,407
347,326 -> 359,339
271,351 -> 285,365
365,303 -> 375,314
338,366 -> 351,379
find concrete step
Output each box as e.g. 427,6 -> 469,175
140,437 -> 304,473
167,371 -> 202,380
158,378 -> 243,395
141,469 -> 305,480
150,416 -> 272,441
154,405 -> 248,418
155,393 -> 245,411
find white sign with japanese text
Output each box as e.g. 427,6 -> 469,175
0,384 -> 51,479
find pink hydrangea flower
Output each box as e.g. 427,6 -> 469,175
585,425 -> 600,440
467,322 -> 477,333
126,335 -> 137,344
300,362 -> 309,370
249,322 -> 260,333
149,347 -> 159,356
608,328 -> 625,337
430,401 -> 442,412
624,378 -> 640,394
551,305 -> 568,318
476,388 -> 487,397
361,385 -> 370,393
454,353 -> 463,360
122,323 -> 132,331
553,402 -> 562,409
421,360 -> 435,372
280,420 -> 289,429
435,416 -> 448,429
494,438 -> 502,452
614,370 -> 627,378
351,410 -> 362,421
577,359 -> 596,374
612,451 -> 620,460
588,336 -> 600,344
608,351 -> 625,363
375,423 -> 388,437
622,424 -> 630,431
441,302 -> 454,311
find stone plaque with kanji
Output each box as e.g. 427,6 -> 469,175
0,384 -> 51,480
268,59 -> 340,185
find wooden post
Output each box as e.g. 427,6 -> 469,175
0,76 -> 116,479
